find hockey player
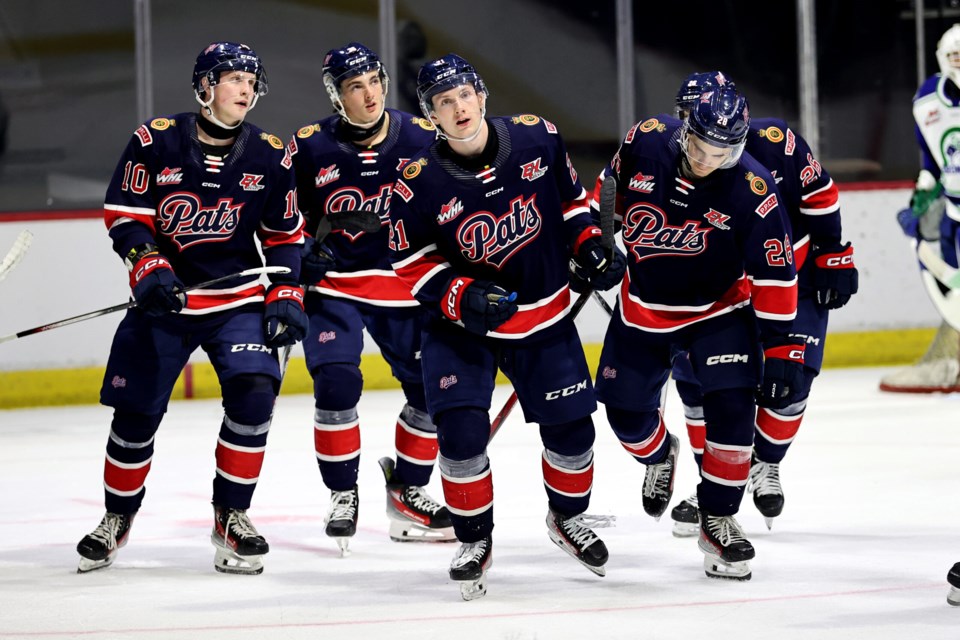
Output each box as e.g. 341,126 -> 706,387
288,42 -> 454,555
667,71 -> 859,535
76,42 -> 307,575
591,86 -> 799,580
389,54 -> 625,600
883,24 -> 960,396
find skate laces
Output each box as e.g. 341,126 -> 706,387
328,489 -> 358,522
558,513 -> 616,547
88,513 -> 125,549
683,493 -> 699,509
703,514 -> 747,546
222,508 -> 260,541
643,457 -> 674,499
747,461 -> 782,497
451,538 -> 489,568
401,486 -> 442,514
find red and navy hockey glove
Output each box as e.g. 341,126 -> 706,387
757,337 -> 807,410
128,248 -> 185,317
264,283 -> 308,347
300,235 -> 336,285
441,277 -> 518,335
569,227 -> 627,292
811,242 -> 858,310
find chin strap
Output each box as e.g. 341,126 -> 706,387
194,85 -> 256,131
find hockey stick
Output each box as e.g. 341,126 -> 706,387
0,230 -> 33,283
598,175 -> 617,260
917,239 -> 960,289
0,266 -> 290,345
488,290 -> 593,441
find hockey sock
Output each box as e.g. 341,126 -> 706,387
606,406 -> 669,464
698,388 -> 755,515
311,364 -> 363,490
393,403 -> 437,487
104,411 -> 162,514
214,375 -> 274,509
437,408 -> 493,542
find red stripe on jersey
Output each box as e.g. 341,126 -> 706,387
756,408 -> 805,444
686,420 -> 706,452
619,413 -> 666,461
215,442 -> 265,481
541,453 -> 593,496
793,235 -> 810,270
441,468 -> 493,515
395,422 -> 438,464
313,271 -> 417,305
260,220 -> 305,249
393,252 -> 449,293
491,287 -> 571,338
572,225 -> 602,253
104,208 -> 156,233
314,423 -> 361,458
621,275 -> 751,332
562,193 -> 590,218
801,179 -> 840,214
103,457 -> 152,494
702,444 -> 751,484
183,283 -> 265,313
750,279 -> 797,319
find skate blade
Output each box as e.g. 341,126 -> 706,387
702,555 -> 752,581
212,544 -> 265,575
333,536 -> 352,558
948,586 -> 960,606
458,577 -> 487,601
547,533 -> 607,577
671,522 -> 700,538
77,554 -> 115,574
763,516 -> 775,531
388,519 -> 457,543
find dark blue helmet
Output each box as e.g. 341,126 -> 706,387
681,86 -> 750,170
192,42 -> 267,98
675,71 -> 735,118
416,53 -> 488,119
322,42 -> 388,104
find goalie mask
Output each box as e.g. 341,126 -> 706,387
938,24 -> 960,88
322,42 -> 389,128
192,42 -> 267,125
680,86 -> 750,172
416,54 -> 489,141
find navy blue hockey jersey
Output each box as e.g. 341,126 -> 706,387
390,115 -> 594,340
103,113 -> 304,315
290,108 -> 436,306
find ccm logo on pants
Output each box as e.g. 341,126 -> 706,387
706,354 -> 749,365
545,380 -> 588,400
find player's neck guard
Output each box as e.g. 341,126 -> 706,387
337,111 -> 387,144
197,111 -> 241,140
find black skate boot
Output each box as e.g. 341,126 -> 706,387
545,508 -> 614,577
379,457 -> 455,543
449,536 -> 493,601
76,511 -> 136,573
670,493 -> 700,538
747,454 -> 784,530
325,486 -> 359,557
642,434 -> 679,520
698,510 -> 755,581
211,505 -> 269,575
948,562 -> 960,606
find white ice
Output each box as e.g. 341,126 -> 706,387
1,367 -> 959,639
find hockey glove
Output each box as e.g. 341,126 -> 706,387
910,169 -> 943,218
300,235 -> 336,285
264,283 -> 308,348
570,227 -> 627,292
441,277 -> 519,335
811,242 -> 858,310
128,250 -> 185,316
757,338 -> 806,410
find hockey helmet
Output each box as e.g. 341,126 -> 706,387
681,85 -> 750,171
322,42 -> 389,114
416,53 -> 488,119
938,24 -> 960,88
675,71 -> 735,119
192,42 -> 267,100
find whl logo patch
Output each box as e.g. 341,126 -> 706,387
315,165 -> 341,187
628,172 -> 655,193
437,197 -> 464,224
157,167 -> 183,185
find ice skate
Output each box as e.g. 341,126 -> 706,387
211,505 -> 269,575
948,562 -> 960,606
747,455 -> 783,530
698,510 -> 754,581
879,323 -> 960,393
642,434 -> 679,520
76,511 -> 135,573
545,508 -> 614,577
379,457 -> 456,542
670,493 -> 700,538
324,486 -> 359,557
449,536 -> 493,601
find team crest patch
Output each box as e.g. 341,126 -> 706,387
639,118 -> 665,133
746,172 -> 768,195
411,117 -> 436,131
318,331 -> 336,343
440,375 -> 458,389
261,133 -> 284,149
296,124 -> 320,138
512,114 -> 541,126
703,208 -> 731,230
150,118 -> 171,130
403,159 -> 425,179
240,173 -> 265,191
761,126 -> 784,143
520,157 -> 548,182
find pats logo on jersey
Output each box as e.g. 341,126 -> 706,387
157,193 -> 243,249
456,195 -> 543,268
439,375 -> 458,390
520,157 -> 548,182
239,173 -> 265,191
315,165 -> 341,187
703,209 -> 731,230
628,172 -> 655,193
324,185 -> 391,238
622,203 -> 708,261
318,331 -> 336,343
438,197 -> 464,224
156,167 -> 183,185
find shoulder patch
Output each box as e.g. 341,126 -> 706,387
511,114 -> 541,126
394,178 -> 414,202
638,118 -> 666,134
150,118 -> 172,130
411,117 -> 436,131
402,158 -> 427,180
542,118 -> 558,134
296,124 -> 321,139
759,126 -> 784,143
260,133 -> 284,150
745,171 -> 768,195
